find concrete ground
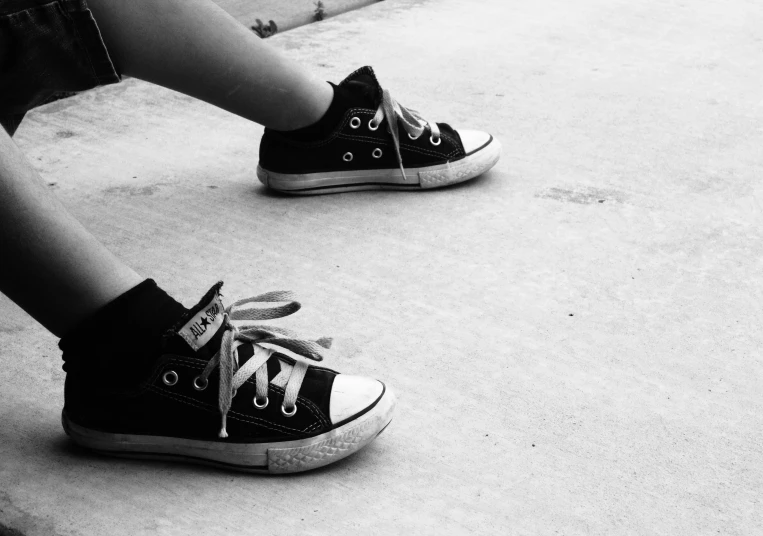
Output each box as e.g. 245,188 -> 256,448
1,0 -> 762,534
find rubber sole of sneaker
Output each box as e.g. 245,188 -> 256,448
62,387 -> 396,474
257,136 -> 501,195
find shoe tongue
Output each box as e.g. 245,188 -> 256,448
165,282 -> 227,359
339,66 -> 382,107
163,283 -> 276,372
438,121 -> 459,140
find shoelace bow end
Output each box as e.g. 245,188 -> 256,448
373,88 -> 440,182
191,293 -> 331,439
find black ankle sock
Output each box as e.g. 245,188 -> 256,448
278,82 -> 374,142
59,279 -> 188,385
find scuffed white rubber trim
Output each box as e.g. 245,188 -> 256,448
62,388 -> 396,474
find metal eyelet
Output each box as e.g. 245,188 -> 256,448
368,120 -> 379,131
281,404 -> 298,417
430,135 -> 442,146
253,396 -> 269,409
193,376 -> 208,391
372,148 -> 383,159
343,152 -> 353,162
349,117 -> 361,129
162,370 -> 178,386
408,132 -> 420,140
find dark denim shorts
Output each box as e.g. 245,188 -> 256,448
0,0 -> 120,135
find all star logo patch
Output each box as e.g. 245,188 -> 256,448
178,293 -> 225,351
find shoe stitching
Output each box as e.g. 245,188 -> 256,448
165,360 -> 328,424
147,384 -> 215,414
302,422 -> 321,433
335,130 -> 462,158
400,132 -> 462,157
165,356 -> 207,368
337,109 -> 461,151
148,384 -> 305,437
398,143 -> 461,159
157,359 -> 329,429
269,108 -> 465,161
141,356 -> 204,393
228,388 -> 325,435
162,357 -> 320,397
269,109 -> 375,149
320,108 -> 377,147
151,366 -> 312,434
336,133 -> 393,144
439,132 -> 465,157
148,384 -> 308,435
336,134 -> 461,159
226,408 -> 303,436
299,394 -> 331,428
268,384 -> 330,429
349,107 -> 465,157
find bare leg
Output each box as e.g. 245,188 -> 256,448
0,128 -> 142,337
1,0 -> 333,335
87,0 -> 334,131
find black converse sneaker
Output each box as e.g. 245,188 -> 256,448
257,66 -> 501,194
61,283 -> 396,474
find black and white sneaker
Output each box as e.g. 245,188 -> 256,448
62,283 -> 396,474
257,66 -> 501,194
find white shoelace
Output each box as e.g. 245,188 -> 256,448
372,88 -> 441,181
195,291 -> 331,438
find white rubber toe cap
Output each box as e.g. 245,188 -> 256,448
457,129 -> 492,154
330,374 -> 384,424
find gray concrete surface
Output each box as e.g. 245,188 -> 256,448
2,0 -> 763,534
212,0 -> 379,32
